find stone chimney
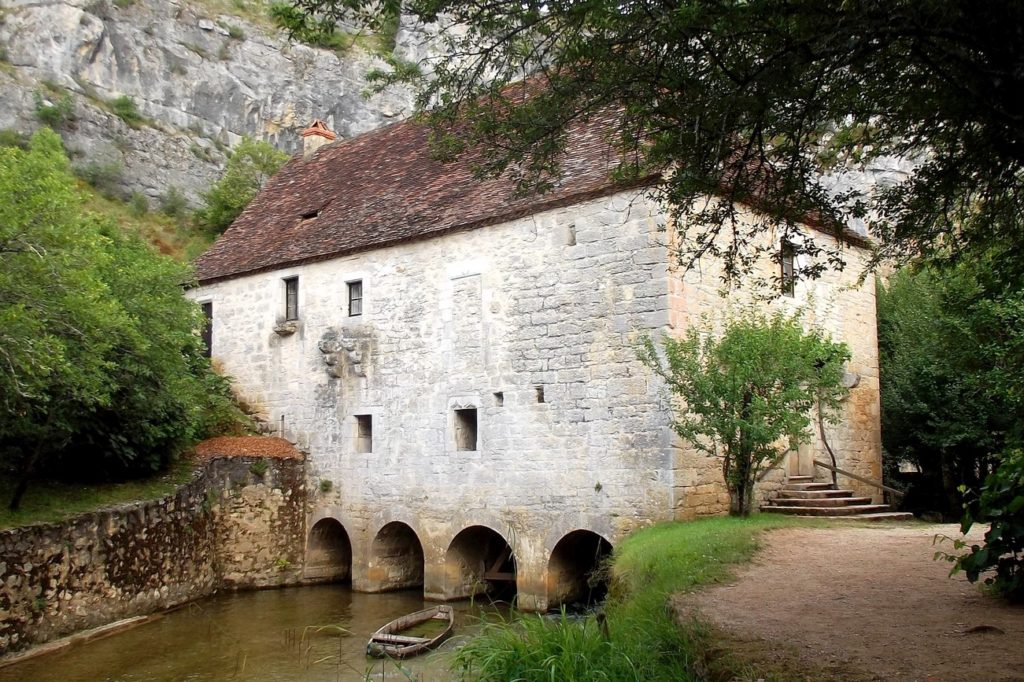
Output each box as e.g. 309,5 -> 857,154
301,119 -> 336,158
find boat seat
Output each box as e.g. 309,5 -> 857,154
371,633 -> 431,645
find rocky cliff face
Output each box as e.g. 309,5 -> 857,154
0,0 -> 426,204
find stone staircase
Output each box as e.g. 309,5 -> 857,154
763,476 -> 913,520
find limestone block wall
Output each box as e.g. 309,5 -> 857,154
0,457 -> 306,656
666,207 -> 884,518
191,189 -> 677,610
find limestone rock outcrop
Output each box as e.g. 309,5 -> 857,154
0,0 -> 423,203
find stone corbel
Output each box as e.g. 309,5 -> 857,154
273,320 -> 300,336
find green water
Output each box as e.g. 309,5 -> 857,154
0,586 -> 504,681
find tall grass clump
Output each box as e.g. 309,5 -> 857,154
454,515 -> 809,681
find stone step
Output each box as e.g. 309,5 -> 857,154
825,511 -> 916,522
777,489 -> 855,499
783,482 -> 836,491
762,504 -> 895,516
787,475 -> 814,483
766,496 -> 873,508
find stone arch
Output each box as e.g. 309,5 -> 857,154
444,525 -> 517,602
546,529 -> 613,608
304,517 -> 352,582
366,521 -> 425,592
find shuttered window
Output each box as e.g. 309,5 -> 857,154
284,276 -> 299,320
781,242 -> 796,297
348,279 -> 363,316
200,301 -> 213,358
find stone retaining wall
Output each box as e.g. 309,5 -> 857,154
0,456 -> 306,656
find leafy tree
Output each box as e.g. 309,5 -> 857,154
0,129 -> 244,509
639,310 -> 849,516
284,0 -> 1024,287
878,264 -> 1024,517
946,449 -> 1024,602
194,137 -> 289,235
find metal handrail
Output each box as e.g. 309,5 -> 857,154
812,459 -> 904,498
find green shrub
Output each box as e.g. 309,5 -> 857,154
0,129 -> 27,149
128,191 -> 149,217
319,478 -> 333,493
109,95 -> 143,127
950,450 -> 1024,601
33,91 -> 75,129
73,159 -> 124,199
159,186 -> 189,220
249,458 -> 268,478
195,137 -> 288,235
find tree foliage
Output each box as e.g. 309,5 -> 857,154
948,449 -> 1024,602
639,310 -> 849,516
194,137 -> 289,235
877,263 -> 1024,516
0,129 -> 244,509
287,0 -> 1024,286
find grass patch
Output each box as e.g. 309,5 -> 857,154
454,515 -> 820,681
80,184 -> 213,261
0,457 -> 197,529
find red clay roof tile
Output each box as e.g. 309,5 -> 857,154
193,109 -> 644,284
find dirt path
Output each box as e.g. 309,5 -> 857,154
679,524 -> 1024,682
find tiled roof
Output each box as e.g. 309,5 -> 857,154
193,109 -> 646,284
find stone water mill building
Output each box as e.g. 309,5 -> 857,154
189,116 -> 886,611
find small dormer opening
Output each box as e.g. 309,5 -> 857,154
301,209 -> 319,221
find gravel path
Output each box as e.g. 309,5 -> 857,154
679,524 -> 1024,682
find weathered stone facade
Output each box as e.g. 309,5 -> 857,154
0,456 -> 306,656
189,188 -> 883,610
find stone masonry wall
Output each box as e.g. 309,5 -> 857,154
667,205 -> 883,519
0,456 -> 306,656
190,188 -> 676,610
191,187 -> 884,608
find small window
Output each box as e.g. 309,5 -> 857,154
284,276 -> 299,321
493,391 -> 504,407
348,280 -> 363,317
355,414 -> 372,453
780,242 -> 796,297
454,408 -> 478,451
200,301 -> 213,358
535,386 -> 546,404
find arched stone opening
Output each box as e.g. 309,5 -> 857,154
546,530 -> 613,609
304,518 -> 352,582
367,522 -> 425,592
444,525 -> 517,602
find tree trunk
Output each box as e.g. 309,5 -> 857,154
939,449 -> 961,521
9,424 -> 48,511
9,449 -> 40,511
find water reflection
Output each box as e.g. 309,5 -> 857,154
0,586 -> 505,681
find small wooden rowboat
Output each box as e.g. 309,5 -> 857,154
366,604 -> 455,659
